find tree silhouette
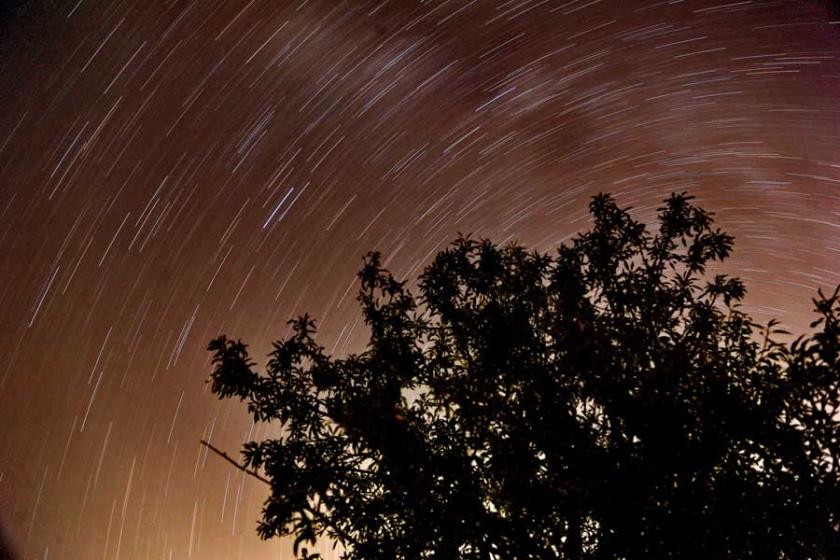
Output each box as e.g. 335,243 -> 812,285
206,193 -> 838,559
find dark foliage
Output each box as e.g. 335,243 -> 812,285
207,193 -> 839,559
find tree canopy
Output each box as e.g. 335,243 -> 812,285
207,193 -> 839,559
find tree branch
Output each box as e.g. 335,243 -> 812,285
201,440 -> 361,550
200,439 -> 271,485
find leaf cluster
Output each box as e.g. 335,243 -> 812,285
207,193 -> 839,559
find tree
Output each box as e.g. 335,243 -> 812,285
206,193 -> 839,559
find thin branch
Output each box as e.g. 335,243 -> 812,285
200,439 -> 271,485
201,440 -> 361,550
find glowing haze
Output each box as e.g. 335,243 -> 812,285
0,1 -> 838,558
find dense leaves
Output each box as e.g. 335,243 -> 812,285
207,193 -> 839,559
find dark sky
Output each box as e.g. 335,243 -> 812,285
0,1 -> 838,558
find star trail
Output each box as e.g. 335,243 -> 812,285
0,1 -> 838,559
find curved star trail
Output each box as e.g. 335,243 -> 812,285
0,1 -> 838,558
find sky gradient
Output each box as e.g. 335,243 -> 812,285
1,1 -> 839,559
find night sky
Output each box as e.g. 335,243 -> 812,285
1,1 -> 839,558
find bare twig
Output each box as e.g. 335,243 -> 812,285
200,439 -> 271,485
200,439 -> 361,549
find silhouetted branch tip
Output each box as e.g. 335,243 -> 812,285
200,439 -> 270,485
